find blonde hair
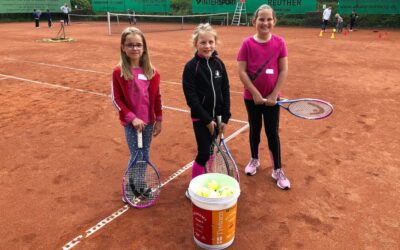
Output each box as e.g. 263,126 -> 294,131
119,27 -> 154,81
253,4 -> 277,22
191,23 -> 218,46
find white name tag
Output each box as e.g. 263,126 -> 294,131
265,69 -> 274,75
138,74 -> 148,80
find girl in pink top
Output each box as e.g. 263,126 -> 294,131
237,4 -> 290,190
111,27 -> 162,202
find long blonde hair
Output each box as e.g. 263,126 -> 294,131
119,27 -> 154,81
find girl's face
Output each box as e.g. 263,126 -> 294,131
122,33 -> 144,65
253,9 -> 275,36
195,31 -> 216,59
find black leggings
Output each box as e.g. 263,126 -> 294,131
245,99 -> 281,170
192,121 -> 214,166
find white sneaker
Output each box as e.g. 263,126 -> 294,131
245,158 -> 260,176
272,168 -> 291,190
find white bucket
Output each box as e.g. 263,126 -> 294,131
188,173 -> 241,249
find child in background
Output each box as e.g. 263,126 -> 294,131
237,4 -> 290,190
33,9 -> 41,28
111,27 -> 162,201
46,9 -> 53,28
182,23 -> 231,198
335,13 -> 343,33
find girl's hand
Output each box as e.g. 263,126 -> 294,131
253,95 -> 265,105
132,118 -> 146,132
263,94 -> 277,106
207,121 -> 217,135
219,122 -> 227,135
153,121 -> 162,136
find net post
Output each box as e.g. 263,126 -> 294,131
107,12 -> 111,36
226,12 -> 229,26
181,16 -> 184,30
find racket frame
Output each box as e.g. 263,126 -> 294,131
122,130 -> 161,208
276,98 -> 333,120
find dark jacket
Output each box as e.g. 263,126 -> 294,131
182,51 -> 231,125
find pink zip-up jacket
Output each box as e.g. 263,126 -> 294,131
111,66 -> 162,126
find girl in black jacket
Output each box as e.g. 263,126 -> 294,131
182,23 -> 231,196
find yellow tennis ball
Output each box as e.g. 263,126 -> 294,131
207,180 -> 219,191
218,186 -> 235,197
195,187 -> 210,197
208,189 -> 219,198
333,28 -> 337,32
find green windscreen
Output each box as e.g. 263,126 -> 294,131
92,0 -> 170,13
192,0 -> 317,14
0,0 -> 67,13
338,0 -> 400,14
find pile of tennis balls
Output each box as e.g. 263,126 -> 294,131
195,179 -> 235,198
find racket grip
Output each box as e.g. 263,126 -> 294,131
137,131 -> 143,148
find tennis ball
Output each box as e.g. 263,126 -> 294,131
207,180 -> 219,191
333,28 -> 337,32
195,187 -> 210,197
218,186 -> 235,197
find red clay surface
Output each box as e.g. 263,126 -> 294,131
0,21 -> 399,249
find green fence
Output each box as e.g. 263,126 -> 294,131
338,0 -> 400,14
192,0 -> 317,14
92,0 -> 170,13
0,0 -> 67,13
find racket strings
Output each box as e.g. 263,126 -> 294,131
288,101 -> 332,119
124,159 -> 160,207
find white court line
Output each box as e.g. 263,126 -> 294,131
2,72 -> 249,249
2,58 -> 243,94
0,77 -> 8,80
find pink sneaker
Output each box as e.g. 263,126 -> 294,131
245,158 -> 260,176
272,168 -> 291,189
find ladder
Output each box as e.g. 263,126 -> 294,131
231,1 -> 247,26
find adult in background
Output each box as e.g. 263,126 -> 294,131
349,10 -> 358,31
46,9 -> 53,28
321,6 -> 332,32
33,9 -> 41,28
60,3 -> 70,25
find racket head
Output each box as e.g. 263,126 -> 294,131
220,138 -> 240,182
278,98 -> 333,120
122,156 -> 161,208
208,138 -> 232,177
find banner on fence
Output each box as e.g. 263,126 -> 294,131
338,0 -> 399,14
0,0 -> 67,13
192,0 -> 317,14
92,0 -> 170,13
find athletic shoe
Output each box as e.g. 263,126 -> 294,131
245,158 -> 260,176
271,168 -> 291,190
185,189 -> 191,200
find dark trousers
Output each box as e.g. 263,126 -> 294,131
35,19 -> 39,27
322,20 -> 329,30
244,99 -> 281,170
350,20 -> 355,30
192,121 -> 214,166
63,13 -> 69,25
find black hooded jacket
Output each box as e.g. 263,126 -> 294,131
182,51 -> 231,125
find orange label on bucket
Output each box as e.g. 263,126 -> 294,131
192,203 -> 237,245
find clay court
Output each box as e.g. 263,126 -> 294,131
0,21 -> 399,249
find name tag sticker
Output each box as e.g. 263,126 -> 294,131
265,69 -> 274,75
138,74 -> 148,80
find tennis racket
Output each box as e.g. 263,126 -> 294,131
205,118 -> 238,181
216,116 -> 240,182
266,98 -> 333,120
122,130 -> 161,208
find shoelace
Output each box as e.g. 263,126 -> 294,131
275,169 -> 287,180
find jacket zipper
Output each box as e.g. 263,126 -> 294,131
206,58 -> 216,119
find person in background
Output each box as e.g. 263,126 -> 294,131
33,9 -> 41,28
60,3 -> 70,25
349,10 -> 358,31
335,13 -> 343,33
46,9 -> 53,28
321,6 -> 332,32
